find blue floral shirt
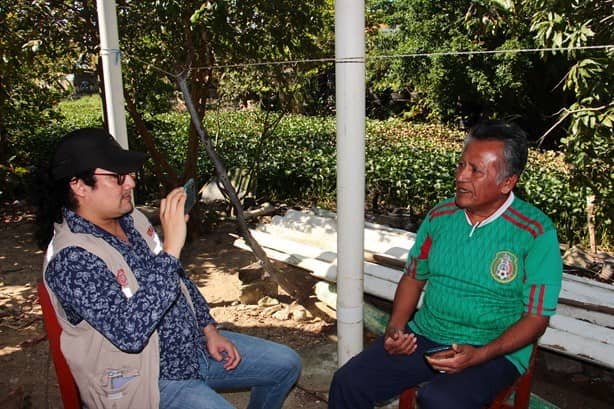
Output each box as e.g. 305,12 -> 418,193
45,208 -> 216,380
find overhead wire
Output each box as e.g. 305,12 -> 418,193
123,44 -> 612,76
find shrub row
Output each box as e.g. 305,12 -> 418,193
16,97 -> 602,247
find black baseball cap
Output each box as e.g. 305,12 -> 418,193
51,128 -> 146,181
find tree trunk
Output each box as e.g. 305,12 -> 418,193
177,75 -> 302,299
587,195 -> 596,254
123,88 -> 179,188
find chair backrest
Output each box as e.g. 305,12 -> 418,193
38,281 -> 82,409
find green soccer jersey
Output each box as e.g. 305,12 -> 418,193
405,193 -> 563,373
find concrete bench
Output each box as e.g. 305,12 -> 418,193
234,208 -> 614,370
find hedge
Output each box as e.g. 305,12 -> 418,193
13,96 -> 605,247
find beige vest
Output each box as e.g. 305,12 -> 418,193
43,210 -> 188,409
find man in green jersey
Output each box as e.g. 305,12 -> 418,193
329,120 -> 563,409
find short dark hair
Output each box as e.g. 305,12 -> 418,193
465,120 -> 528,180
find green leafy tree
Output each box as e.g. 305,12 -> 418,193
2,3 -> 57,161
530,0 -> 613,246
366,0 -> 570,135
7,1 -> 332,187
0,1 -> 97,197
113,0 -> 332,189
2,0 -> 334,209
367,0 -> 612,247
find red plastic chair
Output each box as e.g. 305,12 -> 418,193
399,345 -> 538,409
38,281 -> 82,409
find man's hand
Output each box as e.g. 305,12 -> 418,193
160,187 -> 189,258
425,344 -> 484,374
204,325 -> 241,371
383,325 -> 417,355
425,314 -> 548,374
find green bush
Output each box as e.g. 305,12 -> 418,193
204,111 -> 338,202
520,150 -> 586,246
14,97 -> 607,248
2,96 -> 104,202
0,160 -> 31,199
366,121 -> 463,216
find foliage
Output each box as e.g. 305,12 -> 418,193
0,158 -> 30,199
112,0 -> 335,199
12,94 -> 602,246
138,109 -> 599,245
148,110 -> 338,201
529,0 -> 613,239
521,150 -> 585,242
365,122 -> 464,214
10,96 -> 103,170
0,1 -> 73,166
5,1 -> 334,206
202,0 -> 336,114
365,0 -> 571,136
2,96 -> 103,202
366,0 -> 611,243
0,1 -> 104,201
5,1 -> 609,247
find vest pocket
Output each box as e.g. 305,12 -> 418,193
92,367 -> 142,407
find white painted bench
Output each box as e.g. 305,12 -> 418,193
234,209 -> 614,369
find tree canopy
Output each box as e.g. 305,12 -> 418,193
530,0 -> 613,233
2,0 -> 611,245
366,0 -> 572,136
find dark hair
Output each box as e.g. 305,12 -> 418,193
465,120 -> 528,180
32,168 -> 96,249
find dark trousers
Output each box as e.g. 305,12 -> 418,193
328,334 -> 519,409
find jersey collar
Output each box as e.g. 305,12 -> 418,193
464,192 -> 515,236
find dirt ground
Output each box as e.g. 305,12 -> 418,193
1,202 -> 613,408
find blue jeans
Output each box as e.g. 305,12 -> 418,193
159,331 -> 301,409
329,334 -> 519,409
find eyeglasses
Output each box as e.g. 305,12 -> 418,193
93,172 -> 136,185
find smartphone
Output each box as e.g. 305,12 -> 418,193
424,345 -> 453,373
183,178 -> 197,214
424,345 -> 452,357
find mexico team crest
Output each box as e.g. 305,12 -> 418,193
490,251 -> 518,283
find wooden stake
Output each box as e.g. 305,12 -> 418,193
176,74 -> 302,299
587,195 -> 596,254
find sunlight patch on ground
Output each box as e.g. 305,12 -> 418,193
0,346 -> 21,356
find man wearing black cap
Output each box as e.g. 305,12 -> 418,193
36,128 -> 301,409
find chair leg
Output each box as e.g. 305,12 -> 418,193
398,387 -> 417,409
489,383 -> 515,409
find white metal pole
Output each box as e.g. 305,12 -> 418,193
96,0 -> 129,148
335,0 -> 365,366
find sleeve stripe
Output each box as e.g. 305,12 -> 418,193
523,303 -> 557,314
432,201 -> 457,213
429,201 -> 458,221
537,285 -> 546,315
527,284 -> 547,315
430,208 -> 460,221
404,236 -> 432,278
